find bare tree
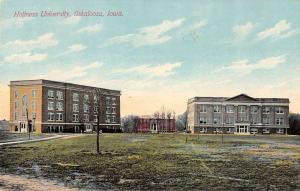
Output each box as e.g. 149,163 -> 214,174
93,88 -> 103,154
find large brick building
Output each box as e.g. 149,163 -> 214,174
187,94 -> 289,134
9,79 -> 121,133
135,116 -> 176,133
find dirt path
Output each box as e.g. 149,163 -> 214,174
0,174 -> 78,191
0,134 -> 86,146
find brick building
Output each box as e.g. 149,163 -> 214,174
135,116 -> 176,133
187,94 -> 289,134
9,79 -> 121,133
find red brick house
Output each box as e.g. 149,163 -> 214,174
135,116 -> 176,133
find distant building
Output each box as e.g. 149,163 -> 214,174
9,79 -> 121,133
187,94 -> 289,134
135,116 -> 176,133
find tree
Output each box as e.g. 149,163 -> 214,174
176,111 -> 187,132
93,88 -> 103,154
289,113 -> 300,135
121,115 -> 138,133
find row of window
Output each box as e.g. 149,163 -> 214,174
72,104 -> 117,114
72,114 -> 117,123
14,112 -> 36,120
48,113 -> 63,121
199,105 -> 285,114
198,127 -> 285,134
15,90 -> 36,99
48,101 -> 63,111
199,117 -> 285,125
48,90 -> 64,100
49,90 -> 117,104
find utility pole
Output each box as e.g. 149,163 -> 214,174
26,109 -> 31,140
221,104 -> 224,144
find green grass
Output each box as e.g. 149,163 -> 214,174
0,133 -> 300,190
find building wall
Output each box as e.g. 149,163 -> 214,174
187,95 -> 289,134
9,80 -> 121,133
9,84 -> 42,133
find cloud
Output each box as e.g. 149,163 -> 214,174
35,62 -> 103,81
68,44 -> 87,52
3,52 -> 48,64
3,33 -> 58,51
62,16 -> 81,25
258,20 -> 299,40
189,20 -> 207,31
107,18 -> 185,47
77,24 -> 103,34
115,62 -> 182,77
219,55 -> 286,75
232,22 -> 255,41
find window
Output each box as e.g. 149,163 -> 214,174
199,127 -> 207,133
276,118 -> 284,125
275,107 -> 284,114
32,112 -> 36,119
106,107 -> 111,114
14,112 -> 18,120
32,101 -> 36,110
263,128 -> 270,134
84,104 -> 89,113
226,117 -> 234,124
73,93 -> 79,102
112,107 -> 116,114
15,90 -> 18,98
56,102 -> 63,111
73,104 -> 79,112
94,95 -> 98,103
48,90 -> 54,99
199,105 -> 207,113
213,105 -> 221,113
106,115 -> 111,123
263,117 -> 270,124
112,97 -> 116,105
94,115 -> 98,122
32,90 -> 36,98
226,105 -> 234,113
239,117 -> 246,122
94,106 -> 98,113
251,117 -> 258,124
15,101 -> 18,110
84,94 -> 89,102
84,114 -> 89,122
112,115 -> 116,123
262,106 -> 270,114
238,106 -> 246,113
251,106 -> 258,114
199,117 -> 207,124
213,117 -> 220,124
22,95 -> 27,116
106,97 -> 111,105
48,101 -> 54,110
276,128 -> 284,134
56,91 -> 63,100
56,113 -> 63,121
73,114 -> 79,122
48,113 -> 54,121
213,127 -> 222,133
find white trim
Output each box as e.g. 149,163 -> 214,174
191,102 -> 289,106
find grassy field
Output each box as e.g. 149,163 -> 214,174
0,133 -> 300,190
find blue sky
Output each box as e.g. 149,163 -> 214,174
0,0 -> 300,119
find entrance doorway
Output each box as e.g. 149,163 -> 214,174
235,125 -> 250,134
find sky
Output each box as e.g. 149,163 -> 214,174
0,0 -> 300,120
